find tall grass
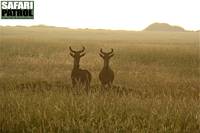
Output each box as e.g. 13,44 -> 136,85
0,26 -> 199,132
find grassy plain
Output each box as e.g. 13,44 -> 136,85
0,26 -> 199,132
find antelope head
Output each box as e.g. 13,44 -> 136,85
99,48 -> 114,67
69,46 -> 86,68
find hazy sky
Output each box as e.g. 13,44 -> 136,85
0,0 -> 199,30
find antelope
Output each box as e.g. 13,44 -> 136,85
69,46 -> 92,89
99,48 -> 114,88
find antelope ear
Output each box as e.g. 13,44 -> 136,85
99,53 -> 104,58
109,54 -> 114,58
80,53 -> 86,57
70,52 -> 75,57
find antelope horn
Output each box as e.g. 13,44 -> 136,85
108,48 -> 114,55
100,48 -> 106,54
69,46 -> 76,53
78,46 -> 85,53
69,46 -> 85,53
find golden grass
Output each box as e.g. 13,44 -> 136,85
0,26 -> 199,132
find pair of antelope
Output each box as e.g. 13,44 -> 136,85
69,46 -> 114,89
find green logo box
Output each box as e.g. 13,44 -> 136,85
1,1 -> 34,19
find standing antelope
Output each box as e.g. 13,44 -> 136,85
99,48 -> 114,88
69,46 -> 92,89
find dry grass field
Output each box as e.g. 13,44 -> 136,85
0,26 -> 199,132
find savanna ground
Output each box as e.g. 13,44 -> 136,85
0,26 -> 199,132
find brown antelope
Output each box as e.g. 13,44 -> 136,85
69,46 -> 92,89
99,48 -> 114,88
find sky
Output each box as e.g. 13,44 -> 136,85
0,0 -> 199,31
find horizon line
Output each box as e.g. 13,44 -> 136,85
0,23 -> 199,32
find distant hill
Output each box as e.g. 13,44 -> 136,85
0,25 -> 197,43
144,23 -> 185,32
